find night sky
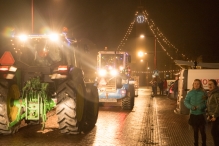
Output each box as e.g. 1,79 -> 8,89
0,0 -> 219,65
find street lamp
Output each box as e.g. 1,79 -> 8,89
138,51 -> 147,58
139,59 -> 149,86
138,35 -> 157,70
145,36 -> 157,70
140,34 -> 145,38
138,51 -> 149,86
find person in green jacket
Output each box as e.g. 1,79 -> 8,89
206,79 -> 219,146
184,79 -> 207,146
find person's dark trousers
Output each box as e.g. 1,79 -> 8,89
211,118 -> 219,146
159,87 -> 163,95
154,86 -> 157,95
151,86 -> 155,96
192,124 -> 206,146
174,91 -> 178,99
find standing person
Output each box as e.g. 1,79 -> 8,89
158,78 -> 164,95
184,79 -> 207,146
173,76 -> 179,99
154,78 -> 157,96
163,78 -> 167,95
206,79 -> 219,146
149,78 -> 156,97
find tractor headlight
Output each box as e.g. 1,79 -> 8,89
49,33 -> 59,41
108,66 -> 113,70
98,69 -> 107,77
119,66 -> 124,71
18,34 -> 28,41
110,69 -> 118,76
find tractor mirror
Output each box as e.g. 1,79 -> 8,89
128,55 -> 131,63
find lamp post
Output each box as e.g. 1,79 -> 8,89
154,38 -> 157,70
146,61 -> 149,86
31,0 -> 61,33
139,34 -> 157,70
138,51 -> 149,86
31,0 -> 34,33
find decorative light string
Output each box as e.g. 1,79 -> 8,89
139,12 -> 183,69
132,69 -> 181,74
143,10 -> 193,62
117,20 -> 135,50
116,9 -> 197,71
132,11 -> 182,69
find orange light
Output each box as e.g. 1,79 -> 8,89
62,27 -> 68,32
58,66 -> 68,71
0,66 -> 9,71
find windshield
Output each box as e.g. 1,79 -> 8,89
100,54 -> 124,69
15,39 -> 62,67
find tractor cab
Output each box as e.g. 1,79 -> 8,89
97,51 -> 131,91
96,51 -> 135,110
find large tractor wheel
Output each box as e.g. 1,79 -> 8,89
121,84 -> 135,110
0,80 -> 21,135
56,78 -> 86,134
83,83 -> 99,132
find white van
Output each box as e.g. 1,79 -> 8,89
174,69 -> 219,114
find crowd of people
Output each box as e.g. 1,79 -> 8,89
149,77 -> 168,96
184,79 -> 219,146
150,77 -> 219,146
149,76 -> 179,99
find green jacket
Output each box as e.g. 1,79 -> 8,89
184,89 -> 206,115
207,87 -> 219,118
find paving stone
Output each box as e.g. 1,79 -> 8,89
0,87 -> 214,146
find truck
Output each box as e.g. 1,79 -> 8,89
96,51 -> 135,110
0,31 -> 99,135
174,69 -> 219,115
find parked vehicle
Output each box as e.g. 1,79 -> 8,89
174,69 -> 219,115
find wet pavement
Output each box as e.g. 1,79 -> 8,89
0,87 -> 214,146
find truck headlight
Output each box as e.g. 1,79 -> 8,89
110,69 -> 118,76
98,69 -> 107,77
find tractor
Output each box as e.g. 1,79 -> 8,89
96,51 -> 135,110
0,30 -> 99,135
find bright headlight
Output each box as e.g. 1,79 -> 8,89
49,33 -> 59,41
18,34 -> 28,41
110,69 -> 118,76
98,69 -> 107,77
108,66 -> 113,70
119,66 -> 124,71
